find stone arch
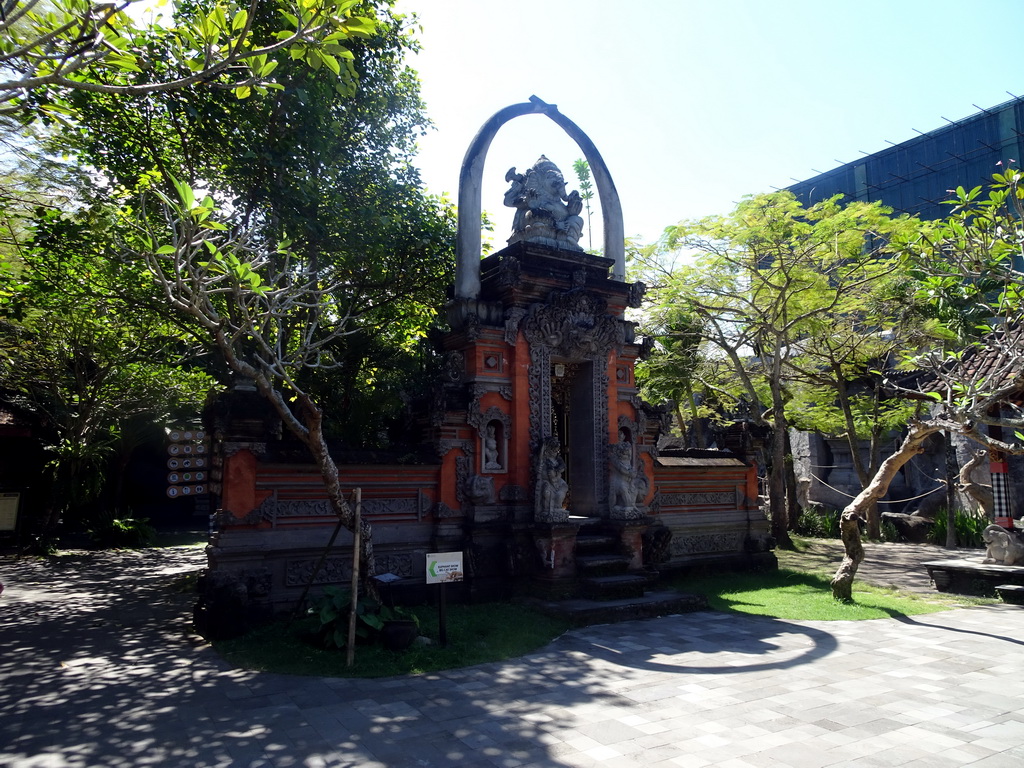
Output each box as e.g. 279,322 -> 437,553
455,96 -> 625,300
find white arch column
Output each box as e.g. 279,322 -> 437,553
455,96 -> 625,300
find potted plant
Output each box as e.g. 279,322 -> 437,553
309,587 -> 420,650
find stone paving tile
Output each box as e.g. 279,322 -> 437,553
6,545 -> 1024,767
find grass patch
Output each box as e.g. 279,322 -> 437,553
214,601 -> 571,678
670,567 -> 952,620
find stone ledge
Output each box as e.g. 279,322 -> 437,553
526,589 -> 708,626
925,558 -> 1024,597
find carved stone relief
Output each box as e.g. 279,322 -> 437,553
670,532 -> 745,556
660,491 -> 741,507
222,441 -> 268,459
436,438 -> 473,460
455,455 -> 471,503
523,291 -> 622,362
285,557 -> 349,587
465,313 -> 482,341
499,255 -> 522,288
443,351 -> 464,383
465,474 -> 495,505
434,502 -> 461,518
628,281 -> 646,308
504,306 -> 527,346
374,553 -> 414,578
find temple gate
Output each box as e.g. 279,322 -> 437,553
197,99 -> 773,633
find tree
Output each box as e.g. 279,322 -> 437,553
779,270 -> 927,538
0,0 -> 377,120
635,192 -> 923,546
0,206 -> 212,544
635,305 -> 717,449
129,179 -> 383,584
831,171 -> 1024,599
572,158 -> 594,251
47,0 -> 454,442
2,0 -> 455,573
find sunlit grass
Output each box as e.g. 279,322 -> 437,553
671,566 -> 984,621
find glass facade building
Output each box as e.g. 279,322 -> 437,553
787,96 -> 1024,221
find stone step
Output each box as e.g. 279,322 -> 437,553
576,553 -> 631,576
581,573 -> 648,601
996,584 -> 1024,605
575,534 -> 619,553
528,590 -> 708,626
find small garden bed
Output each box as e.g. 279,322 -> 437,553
213,601 -> 572,678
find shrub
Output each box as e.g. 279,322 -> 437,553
928,509 -> 987,548
795,507 -> 840,538
88,514 -> 156,548
879,519 -> 900,543
308,587 -> 418,650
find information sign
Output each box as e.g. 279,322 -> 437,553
0,492 -> 19,531
166,425 -> 210,498
425,552 -> 464,584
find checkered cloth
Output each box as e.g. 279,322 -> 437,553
991,459 -> 1012,520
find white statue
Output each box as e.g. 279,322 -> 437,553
609,437 -> 648,520
983,523 -> 1024,566
504,156 -> 585,252
535,436 -> 569,522
483,424 -> 500,471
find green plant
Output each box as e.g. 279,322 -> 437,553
309,587 -> 419,650
87,513 -> 156,548
929,509 -> 987,548
878,519 -> 900,543
215,601 -> 571,678
795,508 -> 840,539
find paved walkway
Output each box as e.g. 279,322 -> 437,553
2,544 -> 1024,768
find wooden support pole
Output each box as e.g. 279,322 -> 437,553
346,488 -> 362,668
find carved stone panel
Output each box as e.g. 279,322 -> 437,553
374,553 -> 414,578
670,532 -> 745,556
660,491 -> 740,507
285,557 -> 350,587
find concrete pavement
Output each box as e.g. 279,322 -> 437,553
2,544 -> 1024,768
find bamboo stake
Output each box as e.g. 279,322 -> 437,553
346,488 -> 361,668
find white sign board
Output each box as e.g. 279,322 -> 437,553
425,551 -> 464,584
0,492 -> 19,531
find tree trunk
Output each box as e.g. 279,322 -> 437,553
229,352 -> 377,598
784,429 -> 801,531
834,368 -> 880,538
684,380 -> 705,449
944,431 -> 959,549
769,381 -> 791,547
831,421 -> 941,600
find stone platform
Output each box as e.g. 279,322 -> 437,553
924,556 -> 1024,597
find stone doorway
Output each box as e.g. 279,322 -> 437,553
551,359 -> 599,516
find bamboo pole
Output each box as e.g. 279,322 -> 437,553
346,488 -> 361,668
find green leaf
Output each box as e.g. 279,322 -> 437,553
321,54 -> 341,76
231,8 -> 249,32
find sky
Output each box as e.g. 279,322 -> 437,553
396,0 -> 1024,249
